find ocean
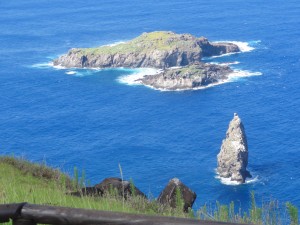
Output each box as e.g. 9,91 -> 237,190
1,0 -> 300,210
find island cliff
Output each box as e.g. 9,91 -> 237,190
53,31 -> 241,90
217,113 -> 251,184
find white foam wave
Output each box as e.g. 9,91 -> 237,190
209,61 -> 240,66
205,40 -> 257,59
229,41 -> 255,52
117,68 -> 161,86
250,40 -> 261,44
31,62 -> 53,68
66,71 -> 76,75
31,62 -> 69,70
246,176 -> 259,184
228,70 -> 262,81
139,69 -> 262,92
214,40 -> 255,53
215,174 -> 259,186
53,64 -> 67,69
31,61 -> 66,70
70,68 -> 115,77
169,66 -> 182,69
207,52 -> 237,59
148,79 -> 228,92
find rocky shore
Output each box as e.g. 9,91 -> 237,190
71,177 -> 196,212
53,31 -> 240,90
138,62 -> 233,90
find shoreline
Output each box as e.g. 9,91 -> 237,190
118,68 -> 262,92
31,39 -> 260,91
215,173 -> 259,186
32,61 -> 262,92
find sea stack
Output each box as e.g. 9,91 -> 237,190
217,113 -> 251,184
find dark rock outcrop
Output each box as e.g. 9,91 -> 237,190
70,177 -> 146,199
138,62 -> 233,90
217,113 -> 252,184
70,187 -> 103,197
94,177 -> 146,199
53,31 -> 240,69
198,37 -> 239,57
158,178 -> 196,212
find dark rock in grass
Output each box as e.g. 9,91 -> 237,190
70,177 -> 146,199
158,178 -> 196,212
95,177 -> 147,199
70,187 -> 103,197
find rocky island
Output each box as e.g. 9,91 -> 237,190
138,62 -> 233,90
217,113 -> 252,184
53,31 -> 241,90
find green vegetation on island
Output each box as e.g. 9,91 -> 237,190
81,31 -> 201,55
53,31 -> 239,70
0,156 -> 299,225
53,31 -> 242,90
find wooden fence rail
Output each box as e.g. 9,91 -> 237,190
0,203 -> 246,225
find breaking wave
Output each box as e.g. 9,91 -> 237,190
204,40 -> 261,59
65,71 -> 76,75
31,62 -> 67,70
127,69 -> 262,92
30,62 -> 53,69
215,173 -> 259,186
228,70 -> 262,81
229,41 -> 255,52
117,68 -> 162,85
217,176 -> 259,186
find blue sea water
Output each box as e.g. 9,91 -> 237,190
1,0 -> 300,211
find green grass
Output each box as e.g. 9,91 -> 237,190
0,156 -> 187,217
0,156 -> 299,225
168,64 -> 205,78
74,31 -> 201,56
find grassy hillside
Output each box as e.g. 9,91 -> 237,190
0,156 -> 186,216
0,156 -> 298,225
